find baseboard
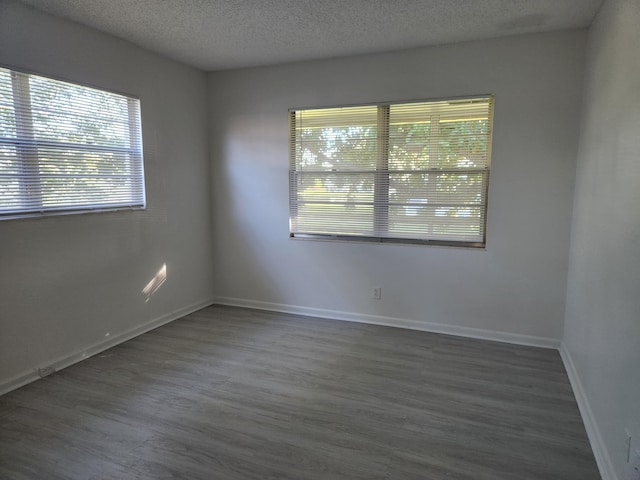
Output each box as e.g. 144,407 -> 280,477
0,297 -> 215,396
560,342 -> 617,480
213,296 -> 560,349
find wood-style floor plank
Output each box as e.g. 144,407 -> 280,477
0,305 -> 600,479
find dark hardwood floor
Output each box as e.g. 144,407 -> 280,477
0,305 -> 600,479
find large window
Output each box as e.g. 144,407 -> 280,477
289,96 -> 494,247
0,66 -> 145,220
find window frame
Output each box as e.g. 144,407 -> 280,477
0,64 -> 146,221
288,95 -> 494,248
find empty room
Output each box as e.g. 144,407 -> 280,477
0,0 -> 638,479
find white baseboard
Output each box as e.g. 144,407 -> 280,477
560,342 -> 616,480
213,296 -> 560,349
0,297 -> 215,396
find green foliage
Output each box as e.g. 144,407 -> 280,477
292,105 -> 490,238
0,67 -> 142,212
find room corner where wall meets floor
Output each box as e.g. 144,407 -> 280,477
212,298 -> 562,350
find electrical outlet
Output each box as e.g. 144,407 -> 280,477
628,450 -> 640,480
372,287 -> 382,300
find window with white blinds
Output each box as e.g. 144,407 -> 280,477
0,66 -> 145,220
289,96 -> 493,246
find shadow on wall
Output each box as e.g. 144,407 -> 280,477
211,114 -> 284,303
214,113 -> 390,313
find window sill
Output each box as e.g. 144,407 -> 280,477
289,233 -> 485,249
0,205 -> 146,222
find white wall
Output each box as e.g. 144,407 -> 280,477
208,31 -> 586,345
563,0 -> 640,478
3,3 -> 632,475
0,1 -> 214,391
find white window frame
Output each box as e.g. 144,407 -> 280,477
0,65 -> 145,220
288,96 -> 494,247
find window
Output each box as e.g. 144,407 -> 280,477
289,96 -> 494,247
0,66 -> 145,220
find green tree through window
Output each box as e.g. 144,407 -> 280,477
0,67 -> 144,219
289,97 -> 493,246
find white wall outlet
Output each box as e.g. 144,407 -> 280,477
372,287 -> 382,300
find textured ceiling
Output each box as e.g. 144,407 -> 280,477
17,0 -> 603,71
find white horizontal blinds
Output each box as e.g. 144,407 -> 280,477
0,68 -> 20,210
289,96 -> 493,245
388,97 -> 492,243
290,105 -> 378,236
0,67 -> 145,218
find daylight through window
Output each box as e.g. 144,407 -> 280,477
289,96 -> 494,246
0,66 -> 145,219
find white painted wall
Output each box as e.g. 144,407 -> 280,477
563,0 -> 640,478
0,1 -> 214,390
208,31 -> 586,344
3,3 -> 634,476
